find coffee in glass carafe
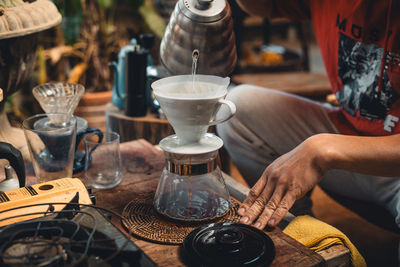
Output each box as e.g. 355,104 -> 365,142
152,74 -> 236,221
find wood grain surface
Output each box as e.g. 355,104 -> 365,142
89,139 -> 327,267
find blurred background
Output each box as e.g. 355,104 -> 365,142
5,0 -> 320,125
1,1 -> 399,265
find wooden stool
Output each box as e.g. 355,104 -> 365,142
105,103 -> 174,145
232,72 -> 331,101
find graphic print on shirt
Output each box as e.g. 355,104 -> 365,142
336,33 -> 399,121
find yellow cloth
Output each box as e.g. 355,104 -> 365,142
283,215 -> 366,267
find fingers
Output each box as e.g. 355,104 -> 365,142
237,173 -> 268,216
239,174 -> 298,229
239,175 -> 277,224
242,182 -> 285,227
239,192 -> 269,224
254,192 -> 296,229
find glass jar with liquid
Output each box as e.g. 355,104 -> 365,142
153,134 -> 230,222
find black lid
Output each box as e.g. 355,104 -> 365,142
183,222 -> 275,267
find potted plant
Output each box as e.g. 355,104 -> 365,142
0,0 -> 61,161
36,0 -> 165,130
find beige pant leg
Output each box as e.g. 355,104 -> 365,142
216,84 -> 339,186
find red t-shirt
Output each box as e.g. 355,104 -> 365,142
271,0 -> 400,136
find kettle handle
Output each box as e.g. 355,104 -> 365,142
111,61 -> 123,99
0,142 -> 25,187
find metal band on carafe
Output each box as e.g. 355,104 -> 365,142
166,159 -> 217,176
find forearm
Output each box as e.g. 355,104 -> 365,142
237,132 -> 400,229
312,133 -> 400,177
235,0 -> 274,17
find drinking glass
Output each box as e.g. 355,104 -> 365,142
84,131 -> 123,189
23,113 -> 77,183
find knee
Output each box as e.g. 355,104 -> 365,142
226,85 -> 268,118
225,84 -> 286,123
217,85 -> 257,136
217,85 -> 273,148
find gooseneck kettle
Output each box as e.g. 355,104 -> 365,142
0,142 -> 25,190
160,0 -> 237,76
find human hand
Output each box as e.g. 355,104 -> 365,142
237,135 -> 328,229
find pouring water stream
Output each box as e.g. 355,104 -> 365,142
188,49 -> 200,204
192,49 -> 199,93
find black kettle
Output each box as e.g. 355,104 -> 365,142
0,142 -> 25,189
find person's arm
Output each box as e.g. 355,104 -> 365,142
237,133 -> 400,229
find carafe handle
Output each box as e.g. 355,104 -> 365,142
209,99 -> 236,126
74,128 -> 103,173
0,142 -> 25,187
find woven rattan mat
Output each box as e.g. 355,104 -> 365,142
122,194 -> 241,245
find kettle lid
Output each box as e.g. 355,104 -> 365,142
179,0 -> 227,23
183,222 -> 275,266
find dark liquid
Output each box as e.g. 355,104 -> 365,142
36,132 -> 75,172
156,189 -> 230,222
34,118 -> 75,172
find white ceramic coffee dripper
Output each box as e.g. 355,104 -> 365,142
152,75 -> 236,144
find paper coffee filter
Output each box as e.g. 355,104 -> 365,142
152,75 -> 230,99
158,82 -> 221,98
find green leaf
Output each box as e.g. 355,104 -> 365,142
138,0 -> 166,39
98,0 -> 113,9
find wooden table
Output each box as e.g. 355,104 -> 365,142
86,139 -> 350,267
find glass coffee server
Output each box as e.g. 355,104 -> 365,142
152,74 -> 236,221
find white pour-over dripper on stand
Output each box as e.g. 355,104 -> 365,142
152,75 -> 236,221
152,74 -> 235,145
